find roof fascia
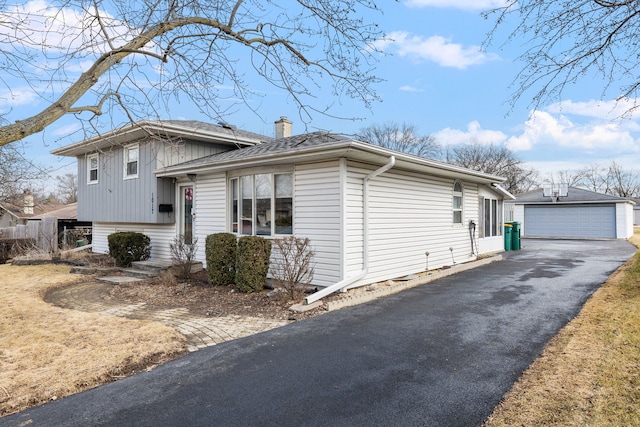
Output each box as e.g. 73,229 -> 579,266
156,140 -> 506,185
51,121 -> 264,157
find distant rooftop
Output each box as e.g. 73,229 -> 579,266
509,186 -> 633,204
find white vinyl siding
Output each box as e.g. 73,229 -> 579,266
617,203 -> 634,239
344,163 -> 364,276
190,173 -> 227,266
344,161 -> 480,288
293,161 -> 342,287
92,222 -> 176,260
344,162 -> 478,286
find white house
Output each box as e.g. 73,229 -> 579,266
53,119 -> 513,298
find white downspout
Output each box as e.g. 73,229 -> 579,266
305,156 -> 396,305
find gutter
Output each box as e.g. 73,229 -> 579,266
304,155 -> 396,305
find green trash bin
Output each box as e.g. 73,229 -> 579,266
504,223 -> 512,251
511,221 -> 521,250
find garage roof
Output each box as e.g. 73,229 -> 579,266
508,186 -> 634,205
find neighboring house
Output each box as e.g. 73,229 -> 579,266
507,186 -> 634,239
0,193 -> 81,251
0,191 -> 68,229
31,203 -> 93,248
53,119 -> 513,295
632,198 -> 640,226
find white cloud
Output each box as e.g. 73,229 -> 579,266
0,88 -> 39,108
399,85 -> 423,92
434,120 -> 508,146
373,31 -> 499,69
506,109 -> 640,154
51,122 -> 82,137
0,0 -> 133,54
545,98 -> 640,121
404,0 -> 511,11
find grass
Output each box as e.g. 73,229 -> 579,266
484,230 -> 640,426
0,264 -> 187,416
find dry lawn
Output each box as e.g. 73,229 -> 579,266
0,264 -> 187,417
485,231 -> 640,426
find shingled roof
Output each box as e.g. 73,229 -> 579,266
159,131 -> 348,171
156,131 -> 513,189
52,120 -> 272,157
509,186 -> 633,204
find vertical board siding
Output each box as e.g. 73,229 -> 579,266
345,161 -> 480,288
92,222 -> 176,259
293,161 -> 342,287
192,173 -> 227,265
156,140 -> 233,168
78,142 -> 159,224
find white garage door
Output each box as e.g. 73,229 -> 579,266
524,204 -> 616,239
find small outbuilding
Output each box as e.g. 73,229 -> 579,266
508,186 -> 635,239
632,198 -> 640,226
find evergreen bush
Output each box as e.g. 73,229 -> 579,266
205,232 -> 237,285
235,236 -> 271,293
107,232 -> 151,267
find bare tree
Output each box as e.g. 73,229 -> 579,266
485,1 -> 640,115
561,161 -> 640,197
0,145 -> 49,202
56,173 -> 78,204
606,161 -> 640,197
445,141 -> 538,194
356,122 -> 441,159
542,170 -> 585,188
0,0 -> 383,146
576,163 -> 609,194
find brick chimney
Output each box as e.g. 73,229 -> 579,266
23,189 -> 34,215
274,116 -> 292,138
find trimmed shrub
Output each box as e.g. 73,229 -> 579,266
235,236 -> 271,293
107,232 -> 151,267
205,233 -> 237,286
0,238 -> 36,264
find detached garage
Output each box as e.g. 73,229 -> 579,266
508,186 -> 635,240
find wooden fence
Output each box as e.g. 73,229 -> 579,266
0,217 -> 59,253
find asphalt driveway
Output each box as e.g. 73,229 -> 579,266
3,239 -> 636,427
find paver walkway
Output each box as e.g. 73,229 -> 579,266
45,282 -> 288,352
45,255 -> 505,352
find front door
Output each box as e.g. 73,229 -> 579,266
179,185 -> 194,243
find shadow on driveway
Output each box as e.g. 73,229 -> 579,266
3,239 -> 636,427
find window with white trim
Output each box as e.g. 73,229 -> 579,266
453,181 -> 463,224
124,144 -> 139,179
478,196 -> 502,237
230,173 -> 293,236
87,153 -> 99,184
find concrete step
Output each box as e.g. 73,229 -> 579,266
131,259 -> 174,273
121,268 -> 158,279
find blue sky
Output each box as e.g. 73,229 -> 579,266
2,0 -> 639,189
